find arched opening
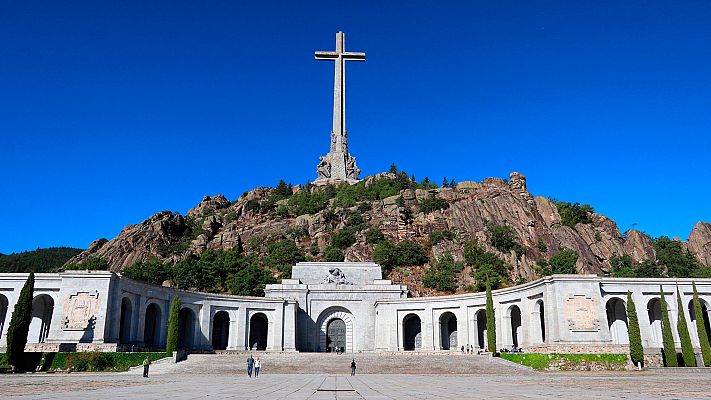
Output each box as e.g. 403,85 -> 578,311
326,318 -> 346,352
476,309 -> 487,349
606,297 -> 629,344
119,297 -> 133,344
403,314 -> 422,351
29,294 -> 54,343
509,305 -> 522,348
178,308 -> 196,350
0,295 -> 8,340
530,300 -> 546,344
689,299 -> 711,346
647,298 -> 662,347
439,312 -> 457,350
538,300 -> 546,343
248,313 -> 268,350
212,311 -> 230,351
143,303 -> 161,348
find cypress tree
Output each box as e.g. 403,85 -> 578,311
626,291 -> 644,368
675,288 -> 696,366
6,272 -> 34,371
486,283 -> 497,353
660,287 -> 678,367
166,296 -> 181,353
692,282 -> 711,366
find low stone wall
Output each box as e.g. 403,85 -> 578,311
25,343 -> 120,353
524,344 -> 628,354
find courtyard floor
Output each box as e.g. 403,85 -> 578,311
2,370 -> 711,399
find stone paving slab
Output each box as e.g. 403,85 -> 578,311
2,371 -> 711,399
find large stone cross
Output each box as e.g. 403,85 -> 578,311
314,32 -> 364,182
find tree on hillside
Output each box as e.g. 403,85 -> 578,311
166,296 -> 181,353
660,287 -> 678,367
676,288 -> 696,366
692,282 -> 711,366
6,272 -> 34,370
486,283 -> 496,354
626,291 -> 644,368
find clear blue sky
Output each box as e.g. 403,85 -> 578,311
1,1 -> 710,254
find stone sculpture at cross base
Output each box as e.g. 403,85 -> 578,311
313,31 -> 364,185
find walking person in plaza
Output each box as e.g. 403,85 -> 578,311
142,356 -> 151,378
350,359 -> 356,376
246,354 -> 254,378
254,357 -> 261,377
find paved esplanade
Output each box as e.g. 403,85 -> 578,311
315,31 -> 363,182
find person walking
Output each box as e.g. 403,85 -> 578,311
254,357 -> 261,377
350,359 -> 356,376
142,356 -> 151,378
247,354 -> 254,378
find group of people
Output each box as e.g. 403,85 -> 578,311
500,345 -> 524,353
246,354 -> 262,377
459,344 -> 483,355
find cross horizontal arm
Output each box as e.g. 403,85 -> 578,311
342,52 -> 366,61
315,51 -> 339,60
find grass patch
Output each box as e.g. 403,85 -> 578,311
500,353 -> 628,370
51,352 -> 171,372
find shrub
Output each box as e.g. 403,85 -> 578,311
486,284 -> 496,353
429,230 -> 456,245
263,239 -> 306,275
64,257 -> 109,271
548,249 -> 578,274
464,240 -> 509,290
229,263 -> 275,296
418,194 -> 449,214
365,227 -> 385,245
331,229 -> 356,249
486,223 -> 522,255
396,240 -> 428,266
660,287 -> 678,367
552,200 -> 594,227
6,273 -> 34,370
422,252 -> 463,293
166,297 -> 180,353
122,258 -> 171,285
53,352 -> 171,372
693,282 -> 711,366
324,246 -> 345,262
654,236 -> 701,278
345,212 -> 367,231
626,292 -> 644,367
676,289 -> 696,366
373,240 -> 398,273
500,353 -> 627,370
357,202 -> 372,213
537,239 -> 548,253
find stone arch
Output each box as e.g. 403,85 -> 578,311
508,305 -> 522,348
475,309 -> 487,349
606,297 -> 629,344
317,307 -> 354,353
402,313 -> 422,351
530,300 -> 546,344
29,294 -> 54,343
688,298 -> 711,347
212,311 -> 230,351
647,298 -> 662,347
143,303 -> 161,348
248,312 -> 268,351
119,297 -> 134,344
178,307 -> 196,350
439,312 -> 457,350
0,294 -> 8,340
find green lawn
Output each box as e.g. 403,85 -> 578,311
500,353 -> 628,370
1,352 -> 171,372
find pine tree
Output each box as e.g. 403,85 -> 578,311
626,291 -> 644,367
442,177 -> 449,188
692,282 -> 711,366
660,287 -> 678,366
675,288 -> 696,366
6,272 -> 34,370
486,283 -> 497,354
166,296 -> 181,353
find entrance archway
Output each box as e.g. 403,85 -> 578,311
403,314 -> 422,351
508,305 -> 522,348
248,313 -> 268,350
143,303 -> 161,348
212,311 -> 230,350
476,309 -> 487,349
119,297 -> 133,344
327,318 -> 346,352
29,294 -> 54,343
178,308 -> 196,350
606,297 -> 629,344
689,299 -> 711,346
439,312 -> 457,350
531,300 -> 546,344
647,298 -> 662,347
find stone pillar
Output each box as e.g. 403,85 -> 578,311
236,307 -> 247,350
422,307 -> 435,351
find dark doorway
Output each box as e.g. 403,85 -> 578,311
248,313 -> 268,350
119,298 -> 132,344
326,318 -> 346,352
178,308 -> 195,350
143,303 -> 161,348
476,309 -> 487,349
403,314 -> 422,351
212,311 -> 230,350
440,312 -> 457,350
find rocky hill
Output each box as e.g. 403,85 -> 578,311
65,171 -> 711,296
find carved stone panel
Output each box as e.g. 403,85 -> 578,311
564,294 -> 601,332
62,291 -> 100,331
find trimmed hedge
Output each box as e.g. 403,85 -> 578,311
500,353 -> 627,370
50,352 -> 171,372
